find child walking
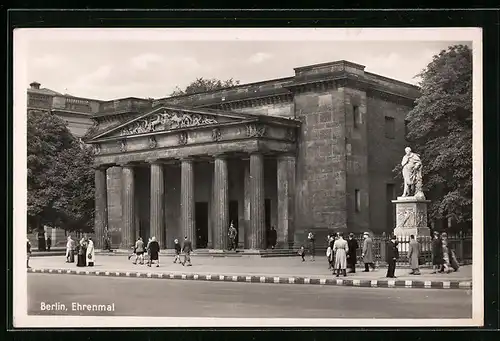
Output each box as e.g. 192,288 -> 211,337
298,246 -> 306,262
173,239 -> 181,264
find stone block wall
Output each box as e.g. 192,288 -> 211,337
366,95 -> 410,234
231,102 -> 294,118
294,85 -> 347,234
344,87 -> 370,233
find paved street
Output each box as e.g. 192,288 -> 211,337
28,273 -> 472,318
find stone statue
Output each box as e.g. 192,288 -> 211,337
401,147 -> 424,198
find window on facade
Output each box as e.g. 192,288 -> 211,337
353,105 -> 361,128
384,116 -> 396,139
404,119 -> 410,138
355,189 -> 361,212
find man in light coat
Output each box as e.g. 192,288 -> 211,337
362,232 -> 376,272
408,235 -> 421,275
333,232 -> 349,277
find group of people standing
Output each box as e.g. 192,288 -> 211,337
68,235 -> 95,267
325,232 -> 375,277
431,231 -> 459,273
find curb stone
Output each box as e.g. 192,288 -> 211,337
27,268 -> 472,290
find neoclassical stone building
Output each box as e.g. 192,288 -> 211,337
83,60 -> 420,250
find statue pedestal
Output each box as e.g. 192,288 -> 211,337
391,196 -> 431,238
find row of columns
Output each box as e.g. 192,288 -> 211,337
93,152 -> 296,250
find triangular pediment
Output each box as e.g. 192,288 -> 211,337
89,105 -> 257,140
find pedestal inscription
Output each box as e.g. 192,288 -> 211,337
392,197 -> 431,237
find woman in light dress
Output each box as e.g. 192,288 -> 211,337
333,232 -> 349,277
86,237 -> 95,267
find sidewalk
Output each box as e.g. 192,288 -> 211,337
28,254 -> 473,290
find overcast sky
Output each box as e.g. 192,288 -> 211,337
23,31 -> 470,101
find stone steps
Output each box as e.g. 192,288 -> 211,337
95,249 -> 300,258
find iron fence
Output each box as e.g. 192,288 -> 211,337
350,232 -> 473,267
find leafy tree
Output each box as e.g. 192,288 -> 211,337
170,77 -> 240,96
27,110 -> 95,233
404,44 -> 472,229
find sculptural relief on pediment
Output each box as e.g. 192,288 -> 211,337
118,110 -> 218,136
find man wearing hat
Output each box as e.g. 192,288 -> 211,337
181,236 -> 193,266
362,232 -> 376,272
346,233 -> 359,273
431,231 -> 444,273
385,235 -> 399,278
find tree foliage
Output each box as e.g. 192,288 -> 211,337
405,44 -> 472,226
27,110 -> 95,232
170,77 -> 240,96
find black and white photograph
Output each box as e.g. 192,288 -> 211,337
13,27 -> 483,328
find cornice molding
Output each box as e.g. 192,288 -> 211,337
204,93 -> 293,111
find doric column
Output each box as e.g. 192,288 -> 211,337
94,165 -> 108,249
207,166 -> 214,248
277,154 -> 296,249
121,164 -> 135,249
149,160 -> 165,248
249,152 -> 265,249
243,160 -> 251,249
213,154 -> 229,250
180,158 -> 195,245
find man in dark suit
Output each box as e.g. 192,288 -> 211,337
346,233 -> 359,273
182,236 -> 193,266
386,235 -> 399,278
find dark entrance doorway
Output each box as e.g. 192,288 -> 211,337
195,202 -> 209,248
229,200 -> 239,248
265,199 -> 271,248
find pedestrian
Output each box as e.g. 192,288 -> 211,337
269,226 -> 277,249
333,232 -> 349,277
307,232 -> 315,261
173,239 -> 181,263
76,236 -> 88,267
346,233 -> 359,273
46,236 -> 52,252
228,222 -> 237,251
182,236 -> 193,266
408,235 -> 421,275
431,231 -> 444,273
128,242 -> 137,261
298,246 -> 306,262
104,235 -> 111,252
133,237 -> 145,265
147,236 -> 160,267
361,232 -> 376,272
65,236 -> 75,263
145,237 -> 152,264
37,230 -> 46,251
441,232 -> 453,273
326,235 -> 334,269
27,239 -> 32,268
385,235 -> 399,278
86,237 -> 95,267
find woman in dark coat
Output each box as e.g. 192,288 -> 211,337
147,236 -> 160,267
431,231 -> 444,273
76,237 -> 88,267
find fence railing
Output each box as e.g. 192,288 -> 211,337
317,232 -> 473,267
